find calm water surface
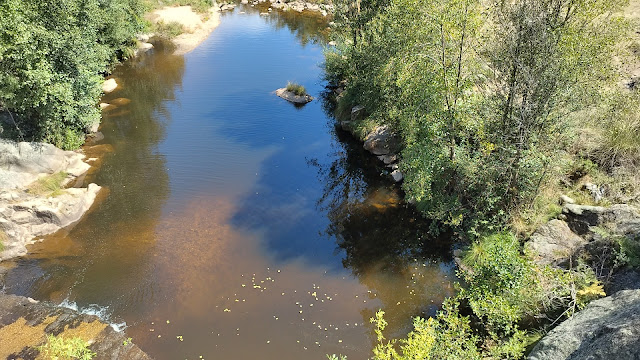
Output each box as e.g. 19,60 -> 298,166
3,8 -> 454,359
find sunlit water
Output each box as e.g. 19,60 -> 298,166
2,7 -> 455,359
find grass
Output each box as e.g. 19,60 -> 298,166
27,172 -> 68,197
38,334 -> 96,360
286,82 -> 307,96
0,229 -> 6,252
152,21 -> 187,39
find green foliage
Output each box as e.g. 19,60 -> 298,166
590,91 -> 640,171
27,172 -> 68,197
286,82 -> 307,96
326,354 -> 347,360
325,0 -> 628,235
38,334 -> 95,360
618,235 -> 640,267
142,0 -> 213,13
0,229 -> 6,252
153,21 -> 186,39
0,0 -> 145,149
461,233 -> 537,337
371,302 -> 481,360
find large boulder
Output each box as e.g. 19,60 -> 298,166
528,289 -> 640,360
525,219 -> 587,267
363,125 -> 401,156
563,203 -> 640,236
0,140 -> 90,191
0,293 -> 151,359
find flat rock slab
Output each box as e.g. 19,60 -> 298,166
276,88 -> 313,104
0,293 -> 151,360
528,289 -> 640,360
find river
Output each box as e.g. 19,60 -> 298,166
2,7 -> 454,359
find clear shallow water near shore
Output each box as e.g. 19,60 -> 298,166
3,7 -> 455,359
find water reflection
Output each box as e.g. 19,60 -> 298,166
3,42 -> 183,317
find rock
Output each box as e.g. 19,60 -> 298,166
339,120 -> 352,131
99,103 -> 110,109
136,33 -> 152,42
583,182 -> 605,202
102,78 -> 118,93
525,219 -> 587,266
0,140 -> 90,190
363,125 -> 401,156
328,41 -> 337,46
377,154 -> 398,165
87,120 -> 100,133
560,194 -> 575,205
563,203 -> 640,236
391,170 -> 403,183
528,289 -> 640,360
241,0 -> 248,3
0,293 -> 151,359
350,105 -> 366,121
0,183 -> 102,261
137,42 -> 154,54
275,88 -> 313,104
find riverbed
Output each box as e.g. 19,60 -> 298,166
2,7 -> 454,359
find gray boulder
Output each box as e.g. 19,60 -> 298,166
350,105 -> 366,121
363,125 -> 401,156
528,289 -> 640,360
275,88 -> 313,104
525,219 -> 587,267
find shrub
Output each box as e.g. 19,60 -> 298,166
153,21 -> 186,38
286,82 -> 307,96
38,334 -> 95,360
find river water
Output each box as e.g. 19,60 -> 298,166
2,7 -> 454,359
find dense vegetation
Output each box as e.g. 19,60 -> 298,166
0,0 -> 145,149
324,0 -> 639,357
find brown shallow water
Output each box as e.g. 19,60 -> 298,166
2,7 -> 455,359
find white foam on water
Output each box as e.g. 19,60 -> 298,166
59,298 -> 127,332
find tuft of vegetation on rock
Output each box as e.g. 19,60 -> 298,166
286,81 -> 307,96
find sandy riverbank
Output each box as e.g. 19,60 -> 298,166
149,6 -> 221,55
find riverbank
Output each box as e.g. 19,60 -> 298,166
148,5 -> 221,55
0,293 -> 151,359
0,140 -> 101,262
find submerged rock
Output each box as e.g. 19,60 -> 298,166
0,293 -> 151,359
275,88 -> 313,104
528,289 -> 640,360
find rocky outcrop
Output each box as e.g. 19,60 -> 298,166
264,0 -> 333,16
527,289 -> 640,360
525,219 -> 587,267
0,140 -> 101,262
275,88 -> 313,104
525,202 -> 640,268
0,293 -> 151,360
363,125 -> 401,156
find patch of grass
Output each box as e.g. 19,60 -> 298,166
38,334 -> 96,360
152,21 -> 186,39
142,0 -> 213,14
286,82 -> 307,96
27,172 -> 68,197
0,229 -> 6,252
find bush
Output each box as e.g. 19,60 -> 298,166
286,82 -> 307,96
0,0 -> 145,149
153,21 -> 186,38
27,172 -> 68,197
38,334 -> 95,360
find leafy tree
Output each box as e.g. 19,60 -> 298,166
0,0 -> 144,149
